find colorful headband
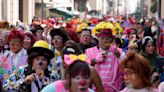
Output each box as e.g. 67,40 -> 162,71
64,54 -> 90,65
142,36 -> 153,45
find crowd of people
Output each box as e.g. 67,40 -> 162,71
0,15 -> 164,92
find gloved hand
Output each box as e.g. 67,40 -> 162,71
95,52 -> 107,63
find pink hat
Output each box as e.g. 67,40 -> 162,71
97,29 -> 115,38
48,18 -> 55,24
124,28 -> 132,35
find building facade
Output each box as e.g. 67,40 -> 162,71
161,0 -> 164,19
1,0 -> 163,25
147,0 -> 164,20
0,0 -> 35,25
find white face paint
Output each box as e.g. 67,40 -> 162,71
131,73 -> 136,80
32,56 -> 48,71
71,74 -> 90,92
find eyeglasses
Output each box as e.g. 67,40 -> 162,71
9,40 -> 21,45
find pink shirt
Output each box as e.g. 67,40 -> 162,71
85,46 -> 123,92
119,87 -> 158,92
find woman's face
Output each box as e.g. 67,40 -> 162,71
23,35 -> 32,50
71,74 -> 90,92
124,68 -> 143,89
32,56 -> 48,71
9,38 -> 23,53
145,41 -> 155,55
52,35 -> 63,49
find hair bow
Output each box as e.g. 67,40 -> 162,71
64,54 -> 90,65
142,36 -> 153,45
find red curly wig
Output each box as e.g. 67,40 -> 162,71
7,29 -> 25,42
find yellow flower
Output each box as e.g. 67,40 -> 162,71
91,22 -> 124,35
114,22 -> 123,33
76,23 -> 88,33
92,27 -> 99,34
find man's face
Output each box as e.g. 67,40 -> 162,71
98,36 -> 113,50
52,35 -> 64,49
80,31 -> 91,45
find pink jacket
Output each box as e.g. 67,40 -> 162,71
85,46 -> 123,92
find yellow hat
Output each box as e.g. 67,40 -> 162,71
76,23 -> 88,33
27,40 -> 54,59
33,40 -> 49,49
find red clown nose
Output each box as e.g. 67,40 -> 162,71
79,80 -> 86,86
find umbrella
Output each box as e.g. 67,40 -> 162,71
49,8 -> 73,19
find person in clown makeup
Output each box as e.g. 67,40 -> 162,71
3,40 -> 55,92
48,28 -> 69,80
41,54 -> 94,92
119,51 -> 158,92
85,29 -> 123,92
0,30 -> 27,82
61,40 -> 105,92
23,32 -> 36,50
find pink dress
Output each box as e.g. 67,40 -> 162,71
85,46 -> 123,92
119,87 -> 158,92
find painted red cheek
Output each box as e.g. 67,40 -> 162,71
124,72 -> 129,78
79,80 -> 86,86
